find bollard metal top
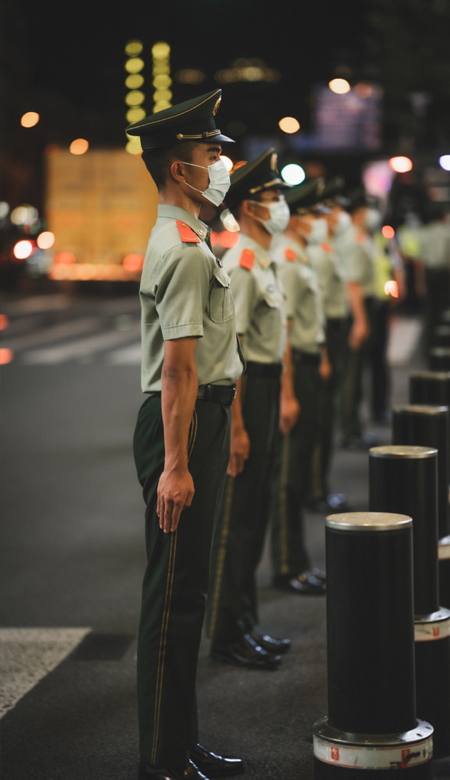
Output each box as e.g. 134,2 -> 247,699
410,370 -> 450,381
326,512 -> 412,532
393,404 -> 449,415
369,445 -> 437,459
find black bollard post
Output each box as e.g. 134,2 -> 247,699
409,377 -> 450,610
313,512 -> 433,778
392,405 -> 450,540
429,348 -> 450,372
433,326 -> 450,348
369,446 -> 450,759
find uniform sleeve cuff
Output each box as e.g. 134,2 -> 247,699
161,323 -> 203,340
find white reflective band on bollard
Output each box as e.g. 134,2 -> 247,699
414,609 -> 450,641
313,735 -> 433,770
438,536 -> 450,559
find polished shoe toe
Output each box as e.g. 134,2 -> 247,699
309,567 -> 326,582
139,759 -> 209,780
273,572 -> 326,595
189,743 -> 244,777
248,626 -> 291,654
210,632 -> 281,669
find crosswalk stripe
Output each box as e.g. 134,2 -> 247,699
22,324 -> 141,364
0,628 -> 90,718
108,343 -> 142,364
3,317 -> 103,351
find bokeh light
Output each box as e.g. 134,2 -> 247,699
123,254 -> 144,272
174,69 -> 205,85
11,205 -> 38,225
329,78 -> 350,94
0,202 -> 9,218
21,112 -> 40,128
14,240 -> 33,259
354,83 -> 373,98
219,231 -> 240,249
152,42 -> 171,60
54,252 -> 76,265
125,57 -> 144,74
384,280 -> 399,298
278,117 -> 300,134
0,349 -> 14,365
439,155 -> 450,171
126,74 -> 144,89
125,40 -> 143,57
126,107 -> 146,124
281,164 -> 306,185
70,139 -> 89,155
37,231 -> 55,249
389,156 -> 413,173
0,314 -> 9,330
125,90 -> 145,107
221,156 -> 233,172
382,225 -> 395,239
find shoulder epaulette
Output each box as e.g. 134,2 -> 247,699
355,232 -> 366,244
239,248 -> 255,271
321,242 -> 332,253
284,248 -> 297,262
176,221 -> 201,244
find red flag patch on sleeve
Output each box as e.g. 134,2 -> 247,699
176,221 -> 201,243
284,248 -> 297,262
239,248 -> 255,270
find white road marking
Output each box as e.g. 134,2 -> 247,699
108,342 -> 142,364
22,324 -> 141,364
3,317 -> 103,351
0,627 -> 90,718
387,316 -> 422,366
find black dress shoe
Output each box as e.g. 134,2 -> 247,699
248,626 -> 291,654
139,759 -> 209,780
309,567 -> 326,582
210,632 -> 281,669
189,744 -> 244,777
273,572 -> 326,595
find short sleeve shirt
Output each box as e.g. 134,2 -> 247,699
222,234 -> 286,364
271,235 -> 325,354
139,205 -> 244,392
337,225 -> 375,298
307,242 -> 348,320
419,222 -> 450,269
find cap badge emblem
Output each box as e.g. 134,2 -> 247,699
270,153 -> 277,171
212,97 -> 222,116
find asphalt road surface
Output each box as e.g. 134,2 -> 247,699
1,291 -> 448,780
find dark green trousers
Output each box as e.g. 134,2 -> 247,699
271,356 -> 322,578
424,268 -> 450,348
206,373 -> 280,642
133,396 -> 230,773
340,297 -> 374,441
310,317 -> 347,501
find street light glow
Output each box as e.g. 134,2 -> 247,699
389,156 -> 413,173
382,225 -> 395,239
439,155 -> 450,171
70,139 -> 89,155
37,231 -> 55,250
21,112 -> 40,128
281,164 -> 306,185
329,79 -> 350,94
279,117 -> 300,134
14,240 -> 33,260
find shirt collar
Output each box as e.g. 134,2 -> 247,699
157,205 -> 210,242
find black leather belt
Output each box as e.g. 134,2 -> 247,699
245,361 -> 283,379
291,349 -> 321,366
147,383 -> 237,406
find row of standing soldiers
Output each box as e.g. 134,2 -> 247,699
128,88 -> 397,780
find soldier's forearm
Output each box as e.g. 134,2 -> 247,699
161,354 -> 198,471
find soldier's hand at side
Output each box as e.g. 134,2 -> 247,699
157,466 -> 195,534
279,394 -> 300,436
227,427 -> 250,477
319,356 -> 332,383
349,318 -> 369,351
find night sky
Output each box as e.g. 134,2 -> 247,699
17,0 -> 367,143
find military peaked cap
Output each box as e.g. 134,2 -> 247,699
126,89 -> 234,150
225,148 -> 289,209
285,178 -> 325,215
321,176 -> 346,205
347,187 -> 378,213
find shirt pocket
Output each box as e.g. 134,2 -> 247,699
209,268 -> 234,323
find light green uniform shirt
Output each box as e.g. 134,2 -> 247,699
306,241 -> 348,320
271,234 -> 325,354
139,205 -> 244,392
337,224 -> 375,298
419,221 -> 450,269
222,234 -> 286,364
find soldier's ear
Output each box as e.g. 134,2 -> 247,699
169,160 -> 186,184
241,199 -> 257,218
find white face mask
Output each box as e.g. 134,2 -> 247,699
248,197 -> 290,236
365,208 -> 381,232
180,158 -> 230,207
307,217 -> 328,245
333,210 -> 352,237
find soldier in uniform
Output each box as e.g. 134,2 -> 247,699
307,178 -> 349,512
129,90 -> 245,780
207,148 -> 298,668
270,179 -> 329,594
337,191 -> 377,449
